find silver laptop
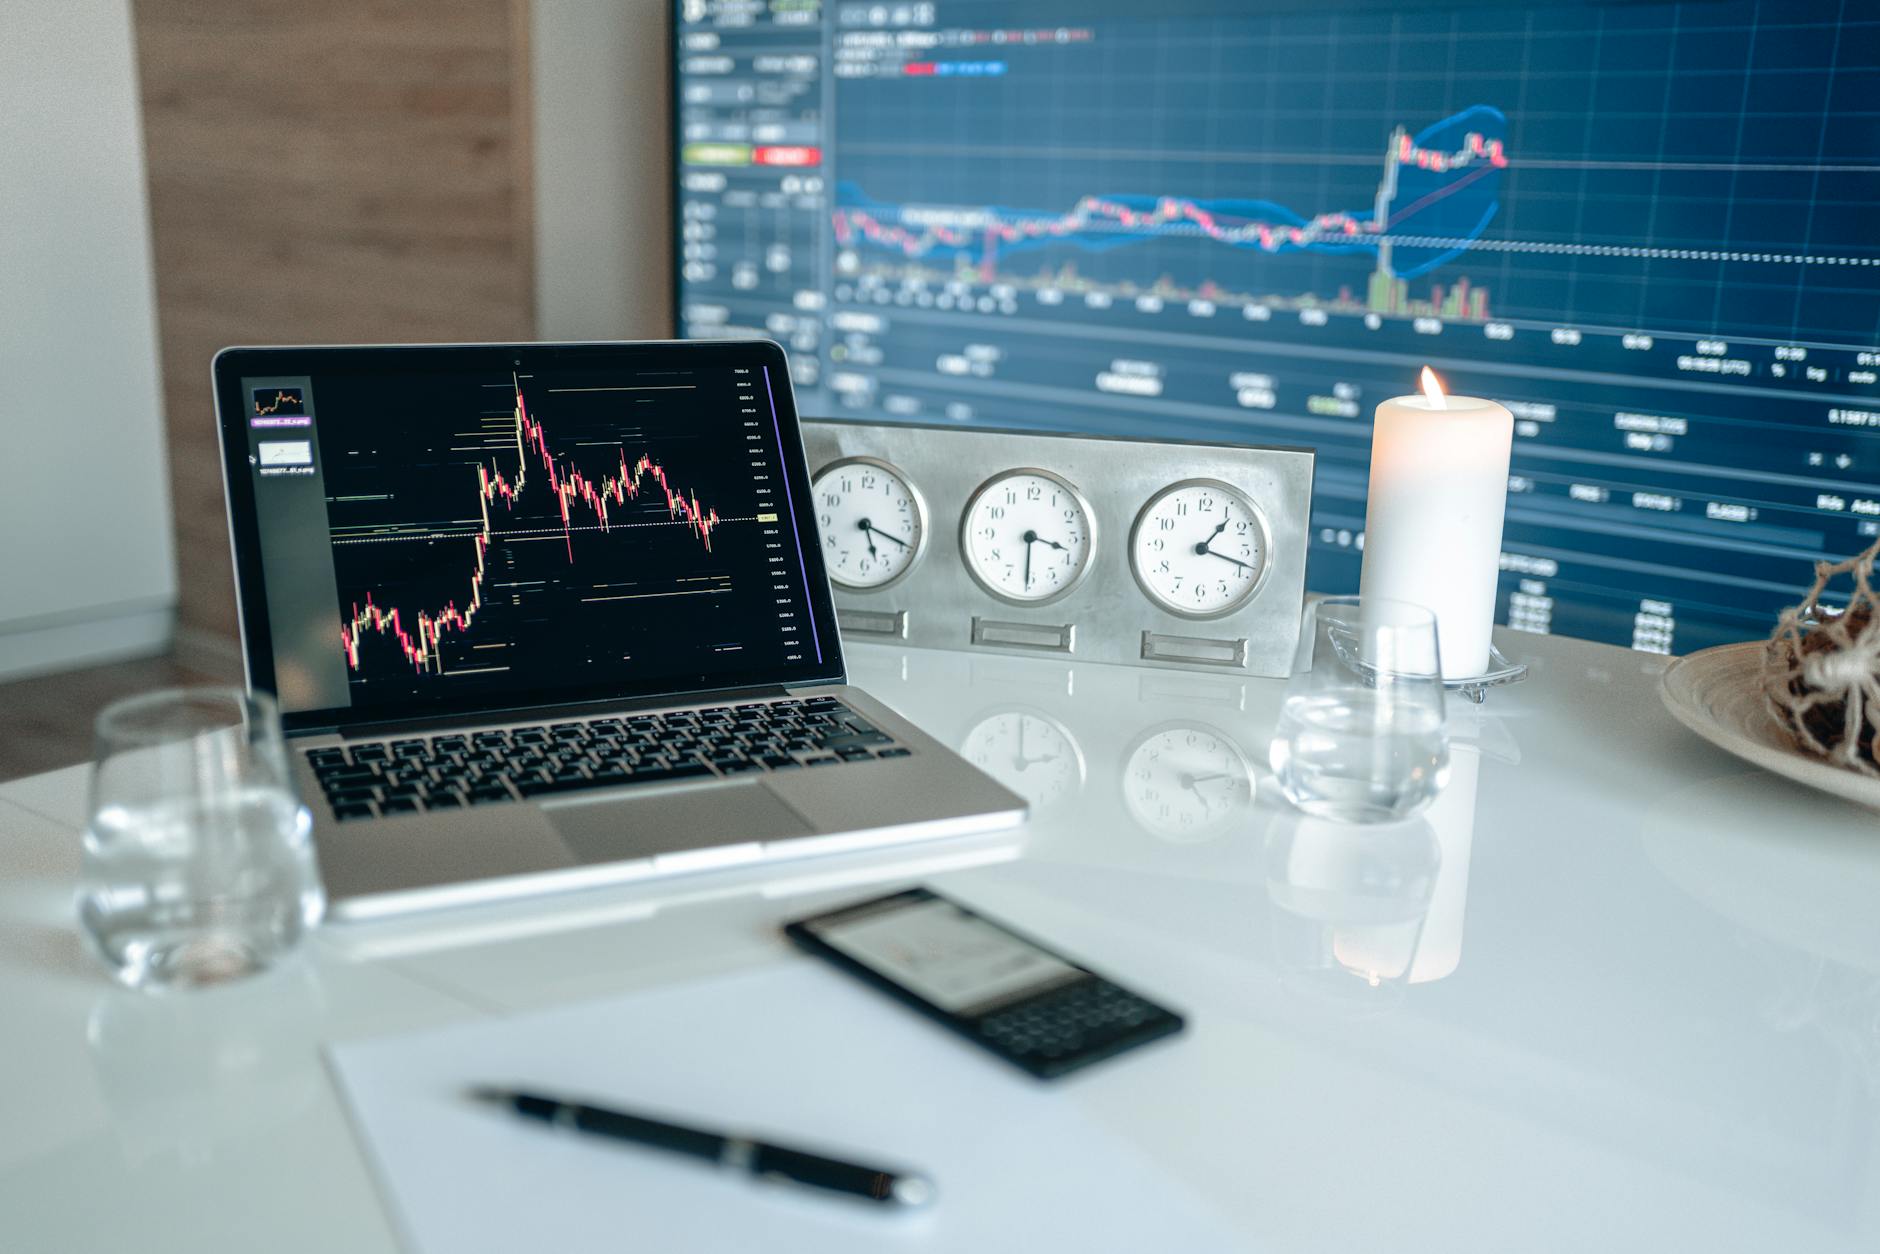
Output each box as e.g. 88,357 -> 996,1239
213,339 -> 1025,920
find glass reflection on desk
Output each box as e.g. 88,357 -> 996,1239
87,960 -> 328,1166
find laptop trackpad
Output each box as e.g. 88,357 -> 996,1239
545,782 -> 813,865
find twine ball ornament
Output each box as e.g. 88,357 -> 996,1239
1765,537 -> 1880,776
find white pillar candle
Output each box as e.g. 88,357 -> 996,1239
1359,368 -> 1513,679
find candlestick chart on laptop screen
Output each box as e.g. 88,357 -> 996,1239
235,353 -> 829,719
672,0 -> 1880,654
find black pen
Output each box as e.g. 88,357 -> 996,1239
470,1087 -> 935,1208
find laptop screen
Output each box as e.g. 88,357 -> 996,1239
215,341 -> 844,732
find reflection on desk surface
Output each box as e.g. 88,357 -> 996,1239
4,632 -> 1880,1252
844,636 -> 1880,1250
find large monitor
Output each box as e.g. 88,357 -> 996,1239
671,0 -> 1880,654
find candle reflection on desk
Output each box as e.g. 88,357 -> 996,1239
1266,738 -> 1482,990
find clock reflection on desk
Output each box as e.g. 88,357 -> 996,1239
1122,722 -> 1257,841
960,709 -> 1086,810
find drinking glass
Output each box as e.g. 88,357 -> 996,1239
78,688 -> 325,989
1269,597 -> 1451,823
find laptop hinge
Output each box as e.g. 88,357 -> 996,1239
322,684 -> 795,741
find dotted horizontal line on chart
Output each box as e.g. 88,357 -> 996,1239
1382,236 -> 1880,265
331,517 -> 763,545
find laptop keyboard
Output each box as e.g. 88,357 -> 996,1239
302,696 -> 911,822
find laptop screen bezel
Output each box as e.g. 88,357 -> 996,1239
214,339 -> 847,735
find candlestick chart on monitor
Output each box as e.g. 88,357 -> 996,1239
313,367 -> 775,707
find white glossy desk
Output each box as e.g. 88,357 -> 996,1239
2,630 -> 1878,1252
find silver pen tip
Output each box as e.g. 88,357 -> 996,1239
891,1174 -> 936,1208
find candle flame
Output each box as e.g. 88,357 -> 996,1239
1420,366 -> 1448,410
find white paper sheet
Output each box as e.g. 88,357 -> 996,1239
325,962 -> 1241,1252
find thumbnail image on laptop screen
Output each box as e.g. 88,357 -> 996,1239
216,342 -> 842,730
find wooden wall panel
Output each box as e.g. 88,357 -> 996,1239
134,0 -> 535,641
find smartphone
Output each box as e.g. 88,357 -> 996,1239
784,886 -> 1184,1079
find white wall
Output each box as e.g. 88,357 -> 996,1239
532,0 -> 674,341
0,1 -> 176,679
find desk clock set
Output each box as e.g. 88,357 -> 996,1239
803,420 -> 1316,677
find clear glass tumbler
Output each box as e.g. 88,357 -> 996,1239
78,688 -> 325,989
1269,597 -> 1451,823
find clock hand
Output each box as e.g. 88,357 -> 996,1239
855,517 -> 878,558
1022,529 -> 1035,588
859,520 -> 912,549
1177,771 -> 1232,817
1192,507 -> 1231,555
1202,546 -> 1254,573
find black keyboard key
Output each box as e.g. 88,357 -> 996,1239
835,746 -> 872,761
718,760 -> 762,775
877,747 -> 912,759
392,741 -> 428,758
307,748 -> 349,766
761,755 -> 799,770
331,802 -> 376,821
377,797 -> 419,814
802,756 -> 840,767
817,731 -> 893,751
327,785 -> 379,805
351,744 -> 390,763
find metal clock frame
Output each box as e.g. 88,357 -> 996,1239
812,454 -> 931,594
1126,477 -> 1276,622
958,466 -> 1099,609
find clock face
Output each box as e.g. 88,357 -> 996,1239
1130,480 -> 1268,618
960,710 -> 1084,810
1123,723 -> 1256,841
960,469 -> 1094,604
812,458 -> 925,590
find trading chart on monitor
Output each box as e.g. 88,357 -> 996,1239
242,360 -> 821,714
672,0 -> 1880,654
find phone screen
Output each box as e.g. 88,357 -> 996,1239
804,895 -> 1084,1016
